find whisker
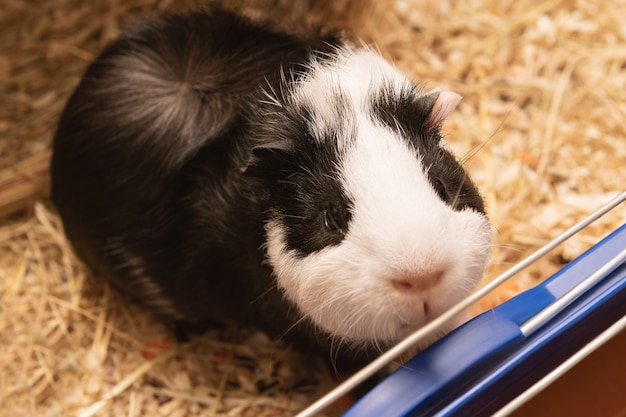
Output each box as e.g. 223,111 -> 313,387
280,214 -> 307,220
451,172 -> 467,208
488,243 -> 524,252
248,283 -> 279,306
460,100 -> 519,164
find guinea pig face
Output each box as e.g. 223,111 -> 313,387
262,48 -> 491,345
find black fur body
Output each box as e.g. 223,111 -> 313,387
52,9 -> 341,348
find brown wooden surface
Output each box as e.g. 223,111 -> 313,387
511,328 -> 626,417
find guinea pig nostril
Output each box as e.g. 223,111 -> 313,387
432,269 -> 444,283
391,269 -> 446,293
392,279 -> 415,293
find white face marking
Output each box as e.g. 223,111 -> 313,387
265,48 -> 491,344
293,47 -> 410,148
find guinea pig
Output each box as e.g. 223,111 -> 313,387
51,7 -> 491,367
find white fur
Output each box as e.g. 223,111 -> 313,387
293,47 -> 410,149
266,48 -> 491,344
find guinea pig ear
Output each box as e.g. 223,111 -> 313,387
241,141 -> 294,178
420,88 -> 462,131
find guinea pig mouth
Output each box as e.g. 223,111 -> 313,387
394,301 -> 432,328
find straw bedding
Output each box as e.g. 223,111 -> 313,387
1,0 -> 624,415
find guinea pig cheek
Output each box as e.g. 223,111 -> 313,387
264,219 -> 397,342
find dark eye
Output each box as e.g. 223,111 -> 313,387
323,205 -> 346,233
433,177 -> 449,201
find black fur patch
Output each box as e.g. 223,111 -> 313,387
257,94 -> 357,256
369,85 -> 485,214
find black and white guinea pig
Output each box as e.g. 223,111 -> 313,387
51,7 -> 491,363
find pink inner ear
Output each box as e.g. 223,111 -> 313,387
426,90 -> 462,130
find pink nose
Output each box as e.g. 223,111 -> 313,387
391,269 -> 444,293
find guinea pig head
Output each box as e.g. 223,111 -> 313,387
245,48 -> 491,345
